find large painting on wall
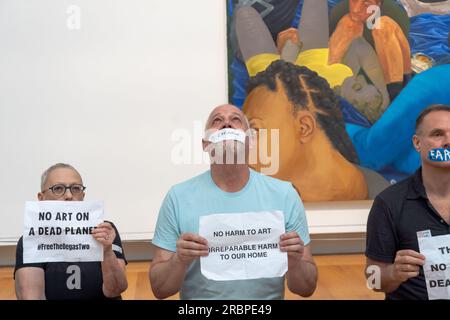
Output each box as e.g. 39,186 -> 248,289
227,0 -> 450,201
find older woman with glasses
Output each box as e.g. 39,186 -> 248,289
14,163 -> 128,300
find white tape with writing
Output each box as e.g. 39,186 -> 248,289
207,128 -> 246,144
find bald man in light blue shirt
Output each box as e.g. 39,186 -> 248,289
149,104 -> 317,300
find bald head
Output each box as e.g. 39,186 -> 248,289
205,104 -> 250,131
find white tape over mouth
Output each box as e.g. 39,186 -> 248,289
206,128 -> 246,144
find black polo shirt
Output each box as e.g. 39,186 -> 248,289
366,168 -> 450,300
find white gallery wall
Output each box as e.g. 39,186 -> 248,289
0,0 -> 227,242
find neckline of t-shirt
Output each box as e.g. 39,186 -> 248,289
207,168 -> 254,198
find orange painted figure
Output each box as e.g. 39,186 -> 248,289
329,0 -> 412,84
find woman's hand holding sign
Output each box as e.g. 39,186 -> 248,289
92,222 -> 116,251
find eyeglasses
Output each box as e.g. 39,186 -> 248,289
44,184 -> 86,196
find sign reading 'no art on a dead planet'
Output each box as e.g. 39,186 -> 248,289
23,201 -> 104,263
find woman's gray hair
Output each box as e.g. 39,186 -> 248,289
40,163 -> 82,191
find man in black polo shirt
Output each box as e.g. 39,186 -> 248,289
14,163 -> 128,299
365,104 -> 450,300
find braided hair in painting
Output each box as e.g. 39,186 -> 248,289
246,60 -> 359,164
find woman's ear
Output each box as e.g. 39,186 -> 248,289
295,110 -> 316,143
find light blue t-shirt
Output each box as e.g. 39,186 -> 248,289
152,169 -> 310,300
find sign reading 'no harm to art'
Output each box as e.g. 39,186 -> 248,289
23,201 -> 104,264
199,211 -> 287,281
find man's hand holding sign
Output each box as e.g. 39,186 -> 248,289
280,230 -> 315,295
175,233 -> 209,266
280,231 -> 305,269
391,250 -> 425,283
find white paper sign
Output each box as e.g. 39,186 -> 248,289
418,231 -> 450,300
23,201 -> 104,263
199,211 -> 287,281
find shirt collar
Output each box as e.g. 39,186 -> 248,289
406,167 -> 428,200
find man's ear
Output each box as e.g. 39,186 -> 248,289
295,111 -> 316,143
202,139 -> 209,152
37,192 -> 44,201
412,134 -> 421,152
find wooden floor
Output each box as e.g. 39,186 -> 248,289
0,254 -> 384,300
